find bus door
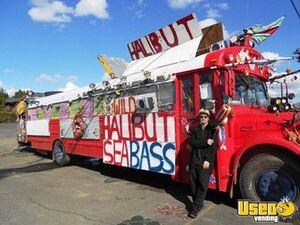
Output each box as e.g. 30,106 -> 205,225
175,73 -> 200,183
175,71 -> 217,184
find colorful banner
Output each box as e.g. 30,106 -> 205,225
51,104 -> 60,119
37,107 -> 45,120
82,99 -> 94,117
251,16 -> 285,45
44,106 -> 51,120
103,113 -> 176,175
60,102 -> 69,119
70,99 -> 82,117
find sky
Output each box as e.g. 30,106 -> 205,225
0,0 -> 300,100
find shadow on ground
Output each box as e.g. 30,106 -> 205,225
0,162 -> 59,179
2,148 -> 238,211
75,157 -> 238,210
0,149 -> 58,179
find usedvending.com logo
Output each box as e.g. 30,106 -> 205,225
237,197 -> 297,223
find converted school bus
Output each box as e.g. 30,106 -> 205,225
16,14 -> 300,210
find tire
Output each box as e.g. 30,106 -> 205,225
52,140 -> 70,166
239,153 -> 300,222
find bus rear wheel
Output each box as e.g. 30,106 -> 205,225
52,140 -> 70,166
239,153 -> 300,221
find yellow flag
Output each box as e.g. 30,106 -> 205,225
16,100 -> 26,115
97,55 -> 115,78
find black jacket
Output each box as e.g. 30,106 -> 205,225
189,123 -> 216,171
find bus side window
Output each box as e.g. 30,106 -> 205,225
254,78 -> 269,106
82,98 -> 94,117
94,96 -> 103,115
232,75 -> 256,105
51,104 -> 60,119
28,108 -> 38,120
44,105 -> 51,119
70,99 -> 82,117
199,72 -> 213,109
126,85 -> 158,113
94,94 -> 115,115
37,107 -> 45,120
157,82 -> 174,111
60,102 -> 70,119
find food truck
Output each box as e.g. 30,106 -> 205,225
16,13 -> 300,212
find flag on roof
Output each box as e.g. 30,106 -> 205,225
250,16 -> 285,45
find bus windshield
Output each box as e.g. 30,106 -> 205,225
230,74 -> 269,106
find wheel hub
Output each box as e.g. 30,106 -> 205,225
55,147 -> 64,161
255,169 -> 297,202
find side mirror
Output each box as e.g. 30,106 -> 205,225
224,69 -> 236,97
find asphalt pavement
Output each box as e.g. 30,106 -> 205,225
0,123 -> 274,225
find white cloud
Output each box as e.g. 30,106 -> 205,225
67,75 -> 78,82
135,10 -> 144,18
28,0 -> 74,23
206,8 -> 221,18
28,0 -> 109,25
262,51 -> 283,72
36,74 -> 57,83
204,2 -> 229,19
59,82 -> 79,92
0,80 -> 3,88
34,73 -> 81,93
35,73 -> 78,83
101,56 -> 129,78
54,74 -> 63,80
125,1 -> 146,19
3,86 -> 30,97
199,18 -> 218,28
262,51 -> 281,60
203,3 -> 210,8
216,3 -> 229,10
3,68 -> 14,74
102,72 -> 111,81
167,0 -> 204,9
75,0 -> 109,19
6,88 -> 17,97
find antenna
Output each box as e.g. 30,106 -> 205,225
290,0 -> 300,19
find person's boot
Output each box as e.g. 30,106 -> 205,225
188,210 -> 198,219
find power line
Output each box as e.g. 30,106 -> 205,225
290,0 -> 300,19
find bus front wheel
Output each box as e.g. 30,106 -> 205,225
239,153 -> 300,221
52,140 -> 70,166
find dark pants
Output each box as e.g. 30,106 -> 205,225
189,168 -> 210,212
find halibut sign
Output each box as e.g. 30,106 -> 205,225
127,13 -> 201,60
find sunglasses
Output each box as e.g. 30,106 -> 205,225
200,115 -> 208,119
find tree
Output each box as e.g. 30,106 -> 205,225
0,88 -> 9,110
13,89 -> 26,99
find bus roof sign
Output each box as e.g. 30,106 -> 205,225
127,13 -> 202,61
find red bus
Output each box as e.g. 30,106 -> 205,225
16,14 -> 300,214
